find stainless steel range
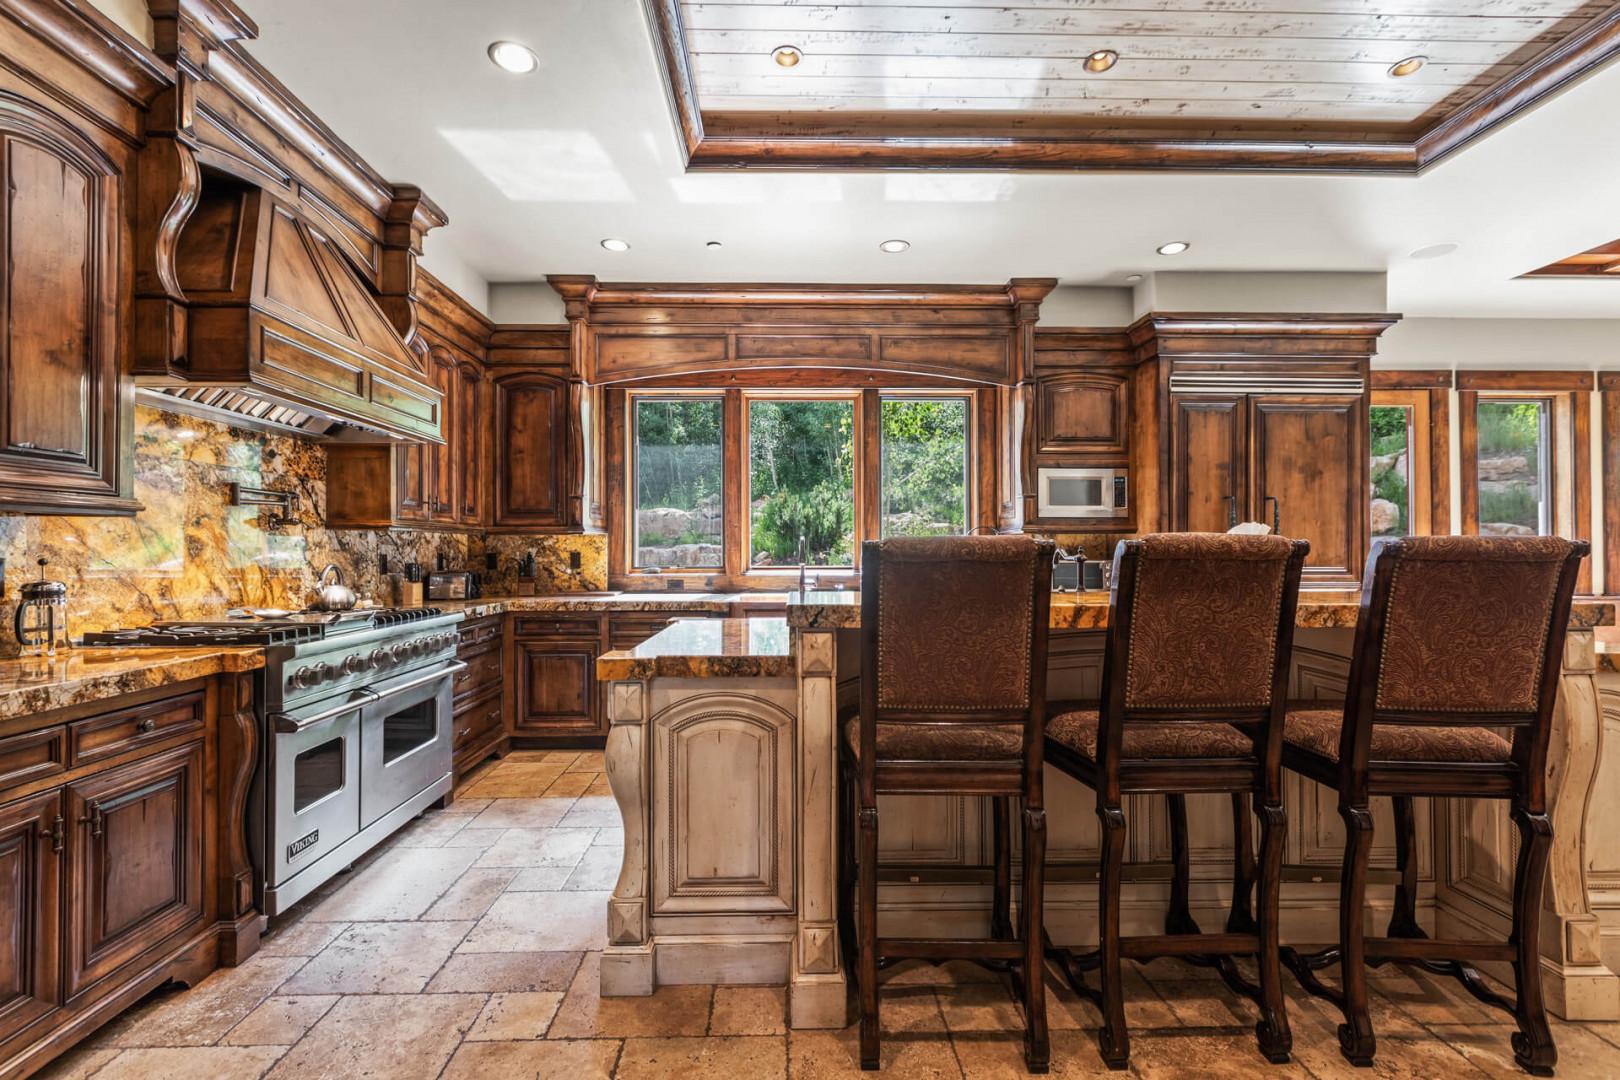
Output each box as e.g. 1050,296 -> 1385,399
86,606 -> 465,915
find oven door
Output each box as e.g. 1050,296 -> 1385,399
359,662 -> 463,828
268,693 -> 367,890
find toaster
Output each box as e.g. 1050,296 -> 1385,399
426,570 -> 476,601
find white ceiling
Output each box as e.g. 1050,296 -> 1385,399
244,0 -> 1620,321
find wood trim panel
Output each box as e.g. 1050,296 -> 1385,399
1430,388 -> 1452,537
641,2 -> 1620,174
1456,370 -> 1596,392
1371,370 -> 1453,391
1370,389 -> 1433,539
1574,389 -> 1594,594
1458,390 -> 1480,536
1604,390 -> 1620,593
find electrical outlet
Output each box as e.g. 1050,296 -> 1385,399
569,550 -> 581,571
485,552 -> 497,571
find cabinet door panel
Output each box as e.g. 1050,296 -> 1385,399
515,640 -> 601,737
1037,372 -> 1129,456
493,370 -> 569,528
66,742 -> 205,999
1171,395 -> 1246,533
428,349 -> 457,522
1251,395 -> 1365,585
0,790 -> 61,1050
396,443 -> 428,520
456,363 -> 481,524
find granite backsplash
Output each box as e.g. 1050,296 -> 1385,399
0,406 -> 605,654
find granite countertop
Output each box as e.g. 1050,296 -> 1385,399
786,589 -> 1619,631
428,593 -> 772,620
0,647 -> 265,723
596,618 -> 795,681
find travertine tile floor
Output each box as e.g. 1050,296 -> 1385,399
36,750 -> 1620,1078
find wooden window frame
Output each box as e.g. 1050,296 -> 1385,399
1369,370 -> 1452,537
609,385 -> 978,591
1457,370 -> 1594,593
1368,389 -> 1435,540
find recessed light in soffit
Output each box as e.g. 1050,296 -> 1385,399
1084,49 -> 1119,73
772,45 -> 802,67
1388,55 -> 1427,78
1156,241 -> 1190,256
487,41 -> 539,74
879,239 -> 910,253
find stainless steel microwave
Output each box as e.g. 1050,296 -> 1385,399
1037,467 -> 1128,519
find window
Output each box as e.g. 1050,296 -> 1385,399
1368,387 -> 1437,543
1475,398 -> 1552,536
1369,403 -> 1413,538
881,397 -> 969,537
621,389 -> 975,583
747,398 -> 856,568
632,397 -> 724,568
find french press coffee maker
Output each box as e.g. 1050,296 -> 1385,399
14,559 -> 69,658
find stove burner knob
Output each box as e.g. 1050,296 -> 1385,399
290,666 -> 316,689
341,655 -> 367,676
390,643 -> 408,663
311,661 -> 333,685
368,648 -> 390,669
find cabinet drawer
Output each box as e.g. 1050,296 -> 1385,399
453,646 -> 504,702
454,690 -> 504,750
69,692 -> 206,767
513,615 -> 600,639
0,726 -> 66,788
457,615 -> 502,649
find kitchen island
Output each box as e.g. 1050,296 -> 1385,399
597,592 -> 1620,1029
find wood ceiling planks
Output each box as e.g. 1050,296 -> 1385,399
645,0 -> 1620,170
1524,237 -> 1620,276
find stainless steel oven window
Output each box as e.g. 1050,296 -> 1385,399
379,694 -> 438,764
293,737 -> 345,813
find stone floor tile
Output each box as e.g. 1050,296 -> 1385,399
465,991 -> 565,1041
1127,1032 -> 1317,1078
437,796 -> 492,816
26,1044 -> 120,1079
440,1037 -> 620,1080
542,772 -> 595,798
460,764 -> 570,799
460,890 -> 610,952
506,866 -> 575,891
617,1035 -> 787,1079
90,1046 -> 286,1080
710,986 -> 787,1036
264,994 -> 482,1080
564,844 -> 623,891
557,795 -> 622,828
302,845 -> 481,921
426,950 -> 583,993
474,826 -> 596,869
885,959 -> 1003,988
278,920 -> 472,994
789,1028 -> 964,1078
438,827 -> 506,849
547,952 -> 713,1038
104,955 -> 307,1047
951,1028 -> 1105,1078
584,773 -> 613,797
936,982 -> 1023,1035
566,751 -> 605,772
464,797 -> 576,830
422,867 -> 519,920
221,995 -> 339,1046
255,919 -> 349,957
385,811 -> 470,847
514,749 -> 573,764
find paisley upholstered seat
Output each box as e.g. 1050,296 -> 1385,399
1283,708 -> 1511,764
1048,708 -> 1254,760
841,715 -> 1024,761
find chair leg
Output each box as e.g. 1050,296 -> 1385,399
992,796 -> 1014,942
1387,795 -> 1423,941
1097,800 -> 1130,1070
1228,791 -> 1258,935
1022,802 -> 1051,1074
1337,802 -> 1377,1067
1166,794 -> 1201,936
1254,798 -> 1292,1064
1510,805 -> 1557,1076
858,800 -> 881,1071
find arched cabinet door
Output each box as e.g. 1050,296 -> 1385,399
0,97 -> 133,514
492,368 -> 572,528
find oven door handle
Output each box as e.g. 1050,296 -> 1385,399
270,691 -> 378,734
365,661 -> 468,701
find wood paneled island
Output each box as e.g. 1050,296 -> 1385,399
598,592 -> 1620,1030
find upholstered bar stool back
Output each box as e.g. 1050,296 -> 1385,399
1280,534 -> 1588,1075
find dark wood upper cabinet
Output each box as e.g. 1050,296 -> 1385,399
492,368 -> 572,529
1171,394 -> 1246,535
0,790 -> 63,1054
456,362 -> 483,523
64,742 -> 204,1001
1036,371 -> 1130,457
428,349 -> 458,522
1250,394 -> 1365,585
0,99 -> 134,515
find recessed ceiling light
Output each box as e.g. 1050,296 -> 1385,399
1388,55 -> 1427,78
705,240 -> 723,249
1084,49 -> 1119,73
879,239 -> 910,253
487,40 -> 539,74
1156,241 -> 1190,256
772,45 -> 802,67
600,238 -> 630,252
1125,273 -> 1143,283
1409,242 -> 1459,260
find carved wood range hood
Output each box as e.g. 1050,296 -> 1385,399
136,174 -> 444,443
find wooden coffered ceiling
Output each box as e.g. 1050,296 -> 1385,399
1525,236 -> 1620,275
643,0 -> 1620,172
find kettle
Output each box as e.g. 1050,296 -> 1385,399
311,564 -> 357,612
14,559 -> 69,657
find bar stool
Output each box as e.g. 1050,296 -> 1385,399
839,535 -> 1055,1072
1045,533 -> 1309,1069
1279,535 -> 1587,1076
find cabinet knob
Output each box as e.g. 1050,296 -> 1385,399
137,717 -> 158,733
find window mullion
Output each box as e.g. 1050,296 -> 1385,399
723,389 -> 746,582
